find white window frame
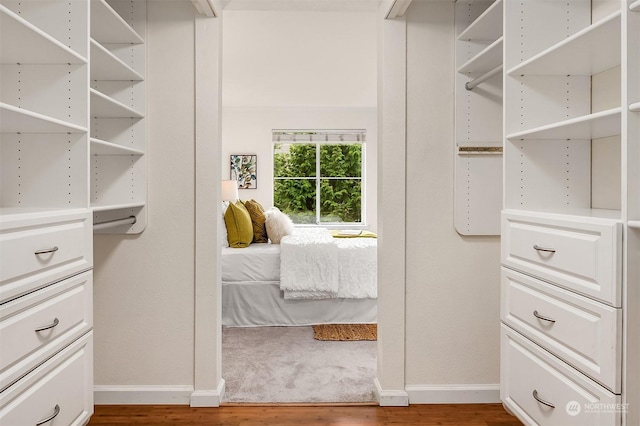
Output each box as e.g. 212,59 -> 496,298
272,130 -> 366,227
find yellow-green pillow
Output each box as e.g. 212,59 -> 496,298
224,201 -> 253,248
244,199 -> 268,243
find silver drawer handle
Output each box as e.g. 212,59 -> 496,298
532,390 -> 555,409
35,318 -> 59,333
533,245 -> 556,253
533,310 -> 556,323
36,404 -> 60,425
34,246 -> 59,255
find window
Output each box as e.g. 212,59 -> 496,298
273,130 -> 365,225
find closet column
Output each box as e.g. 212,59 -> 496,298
192,10 -> 225,407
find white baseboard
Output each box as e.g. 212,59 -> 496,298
374,378 -> 409,406
190,379 -> 226,407
405,384 -> 500,404
94,385 -> 194,405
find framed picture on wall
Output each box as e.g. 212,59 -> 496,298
230,154 -> 257,189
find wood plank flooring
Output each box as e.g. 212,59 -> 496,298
89,403 -> 523,425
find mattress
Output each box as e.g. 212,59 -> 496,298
222,243 -> 281,283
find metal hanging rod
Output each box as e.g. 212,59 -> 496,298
465,64 -> 503,91
93,216 -> 137,231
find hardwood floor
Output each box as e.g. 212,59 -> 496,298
89,403 -> 523,425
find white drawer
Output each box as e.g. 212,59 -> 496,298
0,209 -> 93,304
0,271 -> 92,391
501,211 -> 622,307
0,332 -> 93,426
501,268 -> 621,393
501,325 -> 621,426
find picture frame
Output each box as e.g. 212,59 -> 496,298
230,154 -> 257,189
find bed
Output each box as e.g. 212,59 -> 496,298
221,228 -> 377,327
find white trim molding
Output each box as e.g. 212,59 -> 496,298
191,0 -> 217,17
374,378 -> 409,406
190,379 -> 226,407
94,385 -> 194,405
405,384 -> 501,404
386,0 -> 413,19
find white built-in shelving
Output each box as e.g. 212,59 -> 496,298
457,37 -> 503,74
501,0 -> 639,424
0,6 -> 87,65
507,11 -> 621,76
506,107 -> 621,140
454,0 -> 503,235
457,0 -> 502,42
90,0 -> 147,234
90,40 -> 144,81
0,103 -> 87,134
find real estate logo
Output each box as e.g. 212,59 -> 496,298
566,401 -> 582,416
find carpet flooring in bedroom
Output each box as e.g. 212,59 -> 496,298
221,326 -> 377,404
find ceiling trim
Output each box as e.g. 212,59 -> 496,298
191,0 -> 217,17
385,0 -> 412,19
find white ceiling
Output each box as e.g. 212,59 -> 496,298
224,0 -> 381,12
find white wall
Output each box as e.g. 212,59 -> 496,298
93,0 -> 197,391
221,10 -> 378,229
403,0 -> 501,397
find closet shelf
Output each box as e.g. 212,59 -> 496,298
90,138 -> 144,155
457,37 -> 503,74
630,0 -> 640,12
90,89 -> 144,118
506,107 -> 621,140
91,202 -> 146,212
629,102 -> 640,112
91,0 -> 143,44
0,103 -> 87,133
90,40 -> 144,81
457,0 -> 503,42
0,6 -> 87,65
507,10 -> 621,76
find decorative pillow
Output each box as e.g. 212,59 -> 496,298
224,201 -> 253,248
264,207 -> 295,244
220,201 -> 230,248
244,199 -> 268,243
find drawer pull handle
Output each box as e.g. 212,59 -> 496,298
34,246 -> 59,255
35,318 -> 59,332
533,245 -> 556,253
533,310 -> 556,323
532,390 -> 555,409
36,404 -> 60,425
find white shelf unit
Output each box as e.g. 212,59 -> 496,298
504,2 -> 622,219
0,2 -> 94,424
501,0 -> 639,424
90,0 -> 147,234
0,1 -> 89,211
454,0 -> 503,235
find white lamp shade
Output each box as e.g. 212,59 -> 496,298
221,180 -> 239,201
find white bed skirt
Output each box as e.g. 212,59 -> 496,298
222,281 -> 377,327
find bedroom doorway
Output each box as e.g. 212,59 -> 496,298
217,0 -> 380,404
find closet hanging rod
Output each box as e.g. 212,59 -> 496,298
465,64 -> 503,91
93,215 -> 136,231
630,0 -> 640,11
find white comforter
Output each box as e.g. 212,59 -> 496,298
280,228 -> 377,299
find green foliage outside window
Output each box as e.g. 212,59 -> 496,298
274,143 -> 362,224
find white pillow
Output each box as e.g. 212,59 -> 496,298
220,201 -> 230,248
264,207 -> 294,244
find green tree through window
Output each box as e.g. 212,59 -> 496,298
273,142 -> 363,224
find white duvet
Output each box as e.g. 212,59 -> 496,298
279,228 -> 377,299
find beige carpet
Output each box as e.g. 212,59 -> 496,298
222,326 -> 377,403
313,323 -> 377,341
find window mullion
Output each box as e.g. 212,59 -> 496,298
316,142 -> 321,225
